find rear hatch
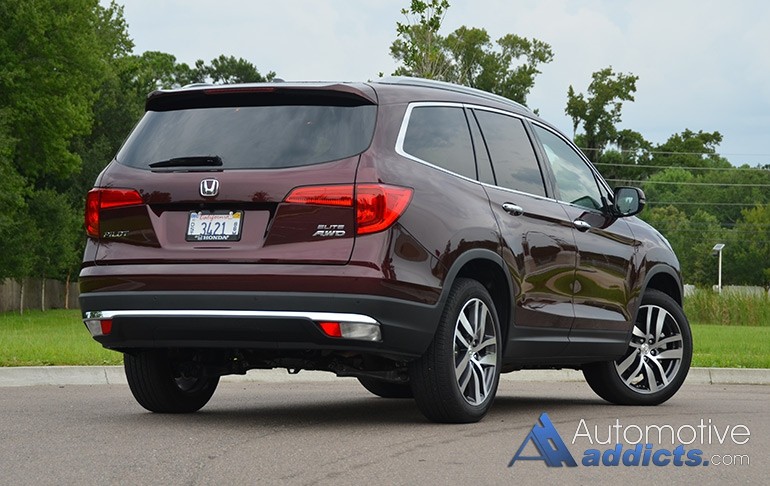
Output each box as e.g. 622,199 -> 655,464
88,83 -> 378,266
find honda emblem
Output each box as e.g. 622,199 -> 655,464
200,179 -> 219,197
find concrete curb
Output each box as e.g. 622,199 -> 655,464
0,366 -> 767,388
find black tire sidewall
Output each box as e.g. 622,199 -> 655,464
410,278 -> 503,423
124,350 -> 219,413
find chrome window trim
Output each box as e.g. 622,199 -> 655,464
395,102 -> 482,185
394,101 -> 606,210
84,310 -> 379,324
395,102 -> 551,198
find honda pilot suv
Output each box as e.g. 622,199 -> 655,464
80,77 -> 692,423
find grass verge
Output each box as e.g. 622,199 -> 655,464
1,309 -> 769,368
691,324 -> 770,368
0,309 -> 121,366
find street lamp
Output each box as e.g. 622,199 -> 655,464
712,243 -> 725,293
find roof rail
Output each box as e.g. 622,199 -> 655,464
377,76 -> 530,112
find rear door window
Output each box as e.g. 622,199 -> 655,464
473,109 -> 546,197
117,104 -> 377,170
400,105 -> 476,179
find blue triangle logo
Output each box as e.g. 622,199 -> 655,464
509,412 -> 578,467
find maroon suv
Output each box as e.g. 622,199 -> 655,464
80,77 -> 692,423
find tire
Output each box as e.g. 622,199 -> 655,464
583,289 -> 692,406
357,377 -> 413,398
124,350 -> 220,413
409,278 -> 502,423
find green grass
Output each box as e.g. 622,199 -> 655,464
0,309 -> 121,366
1,307 -> 769,368
684,289 -> 770,326
691,324 -> 770,368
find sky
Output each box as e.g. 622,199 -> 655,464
116,0 -> 770,167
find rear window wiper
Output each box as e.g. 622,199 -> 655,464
148,156 -> 224,169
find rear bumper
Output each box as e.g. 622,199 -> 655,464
79,291 -> 441,359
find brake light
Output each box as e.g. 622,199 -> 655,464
85,188 -> 143,238
284,184 -> 413,235
355,184 -> 413,235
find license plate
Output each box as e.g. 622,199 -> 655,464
186,211 -> 243,242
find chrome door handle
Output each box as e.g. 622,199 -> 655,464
502,203 -> 524,216
573,219 -> 591,232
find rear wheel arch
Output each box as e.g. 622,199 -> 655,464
440,250 -> 513,354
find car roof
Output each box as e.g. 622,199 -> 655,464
145,78 -> 549,125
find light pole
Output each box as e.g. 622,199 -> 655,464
712,243 -> 725,293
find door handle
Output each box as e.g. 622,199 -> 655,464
573,219 -> 591,232
502,203 -> 524,216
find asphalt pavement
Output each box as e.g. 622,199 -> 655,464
0,371 -> 767,485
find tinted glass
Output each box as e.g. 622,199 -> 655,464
533,125 -> 603,210
473,110 -> 545,196
402,106 -> 476,179
117,104 -> 377,169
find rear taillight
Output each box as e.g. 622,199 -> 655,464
85,188 -> 143,238
284,184 -> 413,235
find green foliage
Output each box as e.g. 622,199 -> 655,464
391,0 -> 453,80
446,29 -> 554,104
729,205 -> 770,287
0,0 -> 277,285
27,189 -> 80,280
390,0 -> 553,105
0,0 -> 108,183
565,67 -> 638,161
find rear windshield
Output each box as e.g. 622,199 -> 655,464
116,104 -> 377,169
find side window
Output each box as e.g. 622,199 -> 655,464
533,125 -> 604,211
402,106 -> 476,179
473,109 -> 546,196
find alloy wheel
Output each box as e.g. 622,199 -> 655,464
453,298 -> 498,405
614,304 -> 685,394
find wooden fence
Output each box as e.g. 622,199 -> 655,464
0,279 -> 79,313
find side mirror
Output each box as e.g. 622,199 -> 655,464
613,186 -> 645,217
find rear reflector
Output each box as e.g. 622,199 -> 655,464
284,184 -> 412,235
85,188 -> 143,238
318,321 -> 343,337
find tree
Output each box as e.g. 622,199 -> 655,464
593,128 -> 652,186
206,55 -> 276,84
445,29 -> 554,104
389,0 -> 553,105
390,0 -> 453,80
650,129 -> 730,172
729,205 -> 770,287
0,0 -> 109,185
565,67 -> 638,162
